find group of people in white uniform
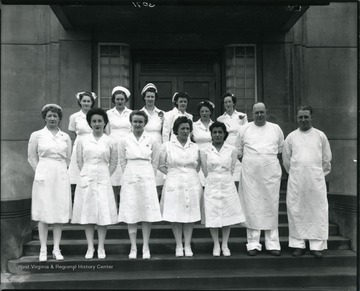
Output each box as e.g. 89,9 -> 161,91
28,83 -> 332,262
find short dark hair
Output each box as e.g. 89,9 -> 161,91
142,87 -> 158,102
222,92 -> 236,105
173,92 -> 190,108
111,90 -> 129,104
130,110 -> 149,125
209,121 -> 229,141
173,116 -> 193,135
42,106 -> 63,120
77,92 -> 96,108
86,108 -> 109,128
197,101 -> 214,115
297,105 -> 313,115
252,101 -> 267,111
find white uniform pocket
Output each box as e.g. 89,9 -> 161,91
34,169 -> 47,181
78,172 -> 90,188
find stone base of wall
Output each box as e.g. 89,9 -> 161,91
1,199 -> 33,272
328,194 -> 357,251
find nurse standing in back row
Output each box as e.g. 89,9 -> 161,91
140,83 -> 165,191
68,92 -> 96,187
106,86 -> 133,205
217,93 -> 248,186
162,92 -> 193,143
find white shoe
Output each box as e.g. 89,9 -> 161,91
142,249 -> 151,260
213,246 -> 221,257
175,247 -> 184,257
85,249 -> 95,259
97,248 -> 106,259
39,250 -> 47,262
184,246 -> 193,257
52,249 -> 64,260
129,249 -> 137,259
222,247 -> 231,257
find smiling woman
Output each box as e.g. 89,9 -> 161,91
200,121 -> 245,257
71,108 -> 118,260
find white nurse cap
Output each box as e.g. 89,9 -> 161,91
42,103 -> 62,111
111,86 -> 131,98
141,83 -> 158,95
75,91 -> 97,100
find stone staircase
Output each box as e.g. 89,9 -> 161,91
2,191 -> 357,290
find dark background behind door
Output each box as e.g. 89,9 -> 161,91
133,51 -> 221,120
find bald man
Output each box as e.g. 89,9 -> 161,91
236,102 -> 284,256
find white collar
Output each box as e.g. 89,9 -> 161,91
172,137 -> 192,149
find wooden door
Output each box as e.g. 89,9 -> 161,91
133,51 -> 220,120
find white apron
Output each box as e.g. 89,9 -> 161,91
118,160 -> 162,223
240,154 -> 281,230
161,167 -> 202,223
283,128 -> 332,240
287,165 -> 328,239
201,144 -> 245,228
32,158 -> 72,224
71,135 -> 118,225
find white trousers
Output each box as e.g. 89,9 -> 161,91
246,228 -> 281,251
289,236 -> 327,251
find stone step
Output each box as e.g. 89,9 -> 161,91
23,236 -> 351,256
8,250 -> 356,275
32,222 -> 340,240
2,265 -> 356,290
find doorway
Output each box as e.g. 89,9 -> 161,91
133,51 -> 221,120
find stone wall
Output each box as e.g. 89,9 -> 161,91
290,2 -> 357,196
1,5 -> 92,271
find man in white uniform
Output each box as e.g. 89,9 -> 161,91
282,105 -> 332,258
236,102 -> 284,256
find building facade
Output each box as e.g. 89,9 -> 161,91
1,1 -> 357,271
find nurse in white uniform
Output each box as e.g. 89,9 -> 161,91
118,110 -> 162,260
71,108 -> 118,260
217,93 -> 248,185
28,104 -> 72,262
140,83 -> 165,190
106,86 -> 132,202
162,92 -> 193,143
200,121 -> 245,257
191,100 -> 215,186
159,116 -> 203,257
68,92 -> 96,186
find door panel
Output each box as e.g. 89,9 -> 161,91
178,76 -> 215,120
134,51 -> 220,120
